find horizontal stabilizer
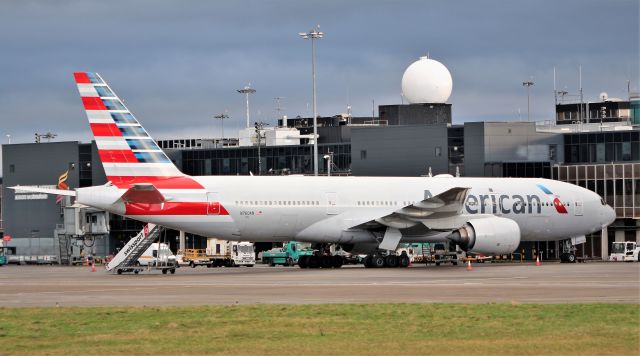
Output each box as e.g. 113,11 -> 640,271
9,185 -> 76,196
120,183 -> 165,204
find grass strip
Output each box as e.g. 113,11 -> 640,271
0,304 -> 638,355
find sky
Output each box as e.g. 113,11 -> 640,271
0,0 -> 638,173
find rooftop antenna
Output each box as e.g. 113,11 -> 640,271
372,99 -> 375,121
579,65 -> 584,124
274,97 -> 285,125
553,67 -> 557,106
427,166 -> 433,177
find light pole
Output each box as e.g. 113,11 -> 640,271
254,121 -> 268,175
213,112 -> 229,144
299,26 -> 323,176
522,80 -> 534,122
237,85 -> 256,128
323,153 -> 332,176
5,134 -> 10,144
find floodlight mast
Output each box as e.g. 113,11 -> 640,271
299,26 -> 323,176
237,85 -> 256,128
213,112 -> 229,143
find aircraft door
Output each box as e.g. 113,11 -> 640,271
207,192 -> 220,215
574,199 -> 584,216
326,192 -> 338,215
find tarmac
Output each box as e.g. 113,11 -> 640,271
0,262 -> 638,307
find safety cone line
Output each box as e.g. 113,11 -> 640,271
535,255 -> 541,266
466,260 -> 472,271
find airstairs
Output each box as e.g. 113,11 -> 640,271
106,223 -> 163,274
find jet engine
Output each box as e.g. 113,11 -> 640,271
447,216 -> 520,255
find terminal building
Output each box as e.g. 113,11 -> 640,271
1,57 -> 638,262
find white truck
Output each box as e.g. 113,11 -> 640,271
137,243 -> 178,268
208,239 -> 255,267
609,241 -> 640,262
188,239 -> 255,267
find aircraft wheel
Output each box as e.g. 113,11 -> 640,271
372,255 -> 385,268
332,255 -> 344,268
134,270 -> 139,275
306,256 -> 319,269
567,254 -> 576,263
385,255 -> 398,268
363,255 -> 373,268
398,255 -> 410,268
117,269 -> 122,275
321,256 -> 333,268
190,261 -> 196,268
170,269 -> 176,274
162,269 -> 167,274
298,256 -> 309,268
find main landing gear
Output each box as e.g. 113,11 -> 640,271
363,251 -> 410,268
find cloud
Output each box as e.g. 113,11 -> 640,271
0,0 -> 637,160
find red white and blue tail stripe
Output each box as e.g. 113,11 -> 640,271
74,72 -> 201,189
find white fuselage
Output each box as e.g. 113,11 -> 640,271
77,176 -> 616,247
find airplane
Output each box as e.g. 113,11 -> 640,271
12,72 -> 617,268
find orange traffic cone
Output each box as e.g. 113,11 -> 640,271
466,260 -> 472,271
91,261 -> 96,272
535,255 -> 541,266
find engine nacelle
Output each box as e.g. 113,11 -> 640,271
448,216 -> 520,255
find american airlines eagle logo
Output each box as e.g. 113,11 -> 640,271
55,170 -> 69,205
536,184 -> 568,214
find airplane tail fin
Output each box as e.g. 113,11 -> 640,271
74,72 -> 201,189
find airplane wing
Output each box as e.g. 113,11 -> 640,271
349,187 -> 470,251
350,187 -> 470,231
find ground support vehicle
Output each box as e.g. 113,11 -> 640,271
0,241 -> 15,266
462,253 -> 493,263
609,241 -> 640,262
108,224 -> 177,275
181,249 -> 211,268
430,243 -> 460,266
206,240 -> 255,267
263,241 -> 314,266
0,246 -> 6,266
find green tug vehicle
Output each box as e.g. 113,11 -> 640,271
262,241 -> 315,266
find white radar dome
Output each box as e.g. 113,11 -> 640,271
401,56 -> 452,104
